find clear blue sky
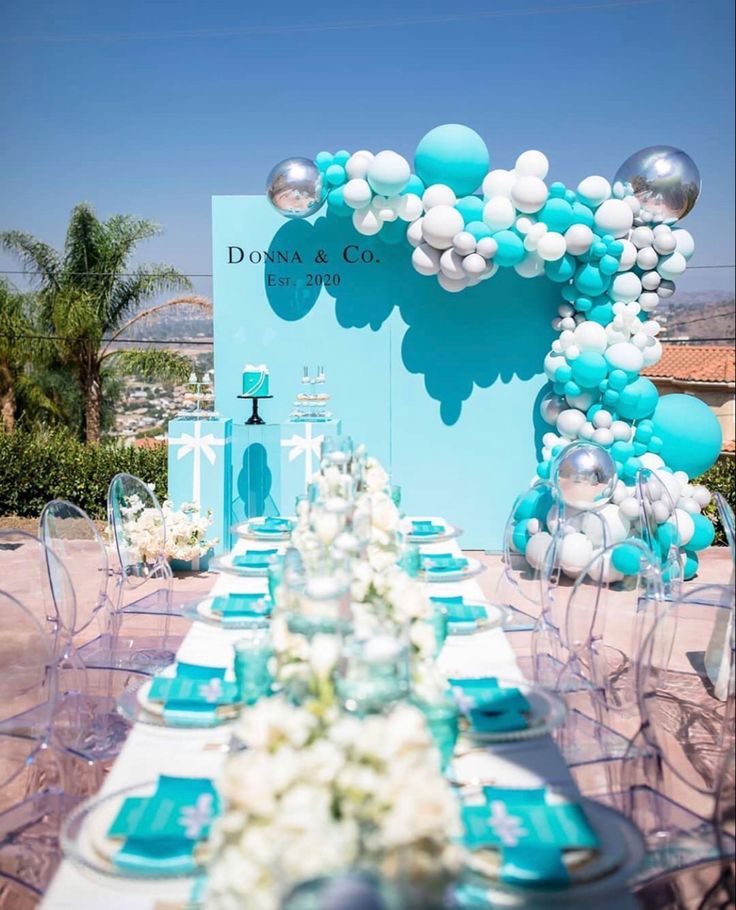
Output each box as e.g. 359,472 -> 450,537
1,0 -> 734,299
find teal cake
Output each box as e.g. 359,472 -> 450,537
242,363 -> 270,397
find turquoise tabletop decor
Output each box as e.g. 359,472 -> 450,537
421,553 -> 468,574
430,596 -> 488,632
233,548 -> 279,569
233,629 -> 274,705
410,520 -> 446,538
450,677 -> 531,735
241,363 -> 270,397
149,662 -> 240,726
210,593 -> 272,628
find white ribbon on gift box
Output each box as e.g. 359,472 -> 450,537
169,421 -> 226,505
281,423 -> 324,488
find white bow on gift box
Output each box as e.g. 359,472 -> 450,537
281,424 -> 324,487
169,421 -> 225,505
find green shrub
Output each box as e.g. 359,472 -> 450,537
0,428 -> 167,520
696,455 -> 736,546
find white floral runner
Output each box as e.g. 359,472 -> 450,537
40,520 -> 620,909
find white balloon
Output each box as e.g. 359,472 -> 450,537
620,496 -> 640,520
524,222 -> 548,252
592,409 -> 613,428
463,252 -> 488,276
693,485 -> 711,507
673,229 -> 695,260
653,230 -> 677,255
515,149 -> 549,179
422,183 -> 457,209
639,453 -> 665,471
567,391 -> 597,411
515,216 -> 535,235
514,251 -> 545,277
397,193 -> 423,222
376,203 -> 397,222
679,497 -> 700,515
483,197 -> 516,231
537,231 -> 567,261
611,420 -> 632,441
624,195 -> 641,217
481,262 -> 499,280
344,150 -> 374,180
366,150 -> 411,196
411,242 -> 441,276
641,271 -> 661,291
583,503 -> 630,545
594,199 -> 634,238
440,248 -> 466,280
592,427 -> 614,446
636,246 -> 659,271
343,178 -> 373,210
657,279 -> 676,298
638,292 -> 660,313
406,218 -> 424,247
544,351 -> 567,380
437,272 -> 468,293
453,231 -> 477,256
616,239 -> 637,271
526,532 -> 553,572
512,175 -> 548,213
482,168 -> 516,199
476,236 -> 498,259
556,408 -> 587,439
352,208 -> 382,236
652,501 -> 671,525
579,421 -> 596,440
657,252 -> 687,279
421,205 -> 464,250
564,224 -> 594,256
576,175 -> 611,208
573,321 -> 608,354
605,342 -> 644,374
527,518 -> 541,535
672,509 -> 695,547
611,272 -> 642,304
630,226 -> 654,249
559,532 -> 594,578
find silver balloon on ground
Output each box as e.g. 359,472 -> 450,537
540,392 -> 566,426
266,157 -> 326,218
613,146 -> 701,225
552,442 -> 617,512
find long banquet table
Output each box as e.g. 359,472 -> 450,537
41,522 -> 639,909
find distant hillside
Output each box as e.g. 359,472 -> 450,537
658,291 -> 735,344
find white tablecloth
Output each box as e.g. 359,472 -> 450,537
42,522 -> 638,909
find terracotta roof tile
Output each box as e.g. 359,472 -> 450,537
643,345 -> 735,384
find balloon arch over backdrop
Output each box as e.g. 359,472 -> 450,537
265,124 -> 722,582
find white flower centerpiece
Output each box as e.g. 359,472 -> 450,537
206,698 -> 462,910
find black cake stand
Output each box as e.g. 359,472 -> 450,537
237,394 -> 273,425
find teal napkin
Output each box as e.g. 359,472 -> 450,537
252,517 -> 293,534
449,677 -> 531,734
210,592 -> 272,626
233,549 -> 278,569
421,553 -> 468,574
108,776 -> 220,875
431,595 -> 487,628
149,663 -> 239,727
411,520 -> 446,537
462,787 -> 599,887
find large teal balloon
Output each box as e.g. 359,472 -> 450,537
616,377 -> 659,420
688,513 -> 716,551
571,351 -> 608,389
414,124 -> 490,196
492,230 -> 525,267
651,394 -> 723,478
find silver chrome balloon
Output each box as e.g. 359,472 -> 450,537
266,157 -> 326,218
552,442 -> 617,512
540,392 -> 566,426
613,146 -> 701,225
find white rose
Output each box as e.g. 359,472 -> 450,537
309,634 -> 341,678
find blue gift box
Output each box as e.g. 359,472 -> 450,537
280,419 -> 342,515
167,416 -> 232,556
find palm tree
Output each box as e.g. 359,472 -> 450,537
1,203 -> 210,443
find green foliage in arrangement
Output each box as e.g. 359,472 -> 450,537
697,455 -> 736,546
0,429 -> 167,520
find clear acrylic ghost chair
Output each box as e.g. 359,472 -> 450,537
715,492 -> 735,581
635,468 -> 683,598
0,872 -> 41,910
40,498 -> 182,674
624,582 -> 736,883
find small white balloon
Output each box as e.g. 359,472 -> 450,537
544,351 -> 568,380
573,321 -> 608,354
640,453 -> 665,471
611,272 -> 643,303
620,497 -> 641,521
672,508 -> 695,547
406,218 -> 425,247
616,239 -> 637,271
567,391 -> 597,411
559,532 -> 594,578
526,532 -> 553,572
397,193 -> 424,222
576,175 -> 611,208
422,183 -> 457,209
605,341 -> 644,374
440,248 -> 466,280
524,222 -> 548,252
583,503 -> 630,545
564,223 -> 594,256
437,271 -> 468,293
642,337 -> 662,367
592,427 -> 614,446
411,242 -> 441,276
421,205 -> 465,250
673,229 -> 695,260
476,236 -> 498,259
624,195 -> 641,217
343,178 -> 373,210
636,246 -> 659,271
344,150 -> 374,180
679,497 -> 700,515
653,230 -> 677,255
482,169 -> 516,199
483,197 -> 516,231
641,271 -> 661,291
639,292 -> 660,313
514,251 -> 545,277
537,231 -> 567,262
515,149 -> 549,179
453,231 -> 477,256
657,279 -> 676,299
693,485 -> 711,507
366,150 -> 411,196
463,252 -> 488,276
515,216 -> 535,235
593,409 -> 613,429
512,175 -> 548,213
352,208 -> 382,236
657,252 -> 687,279
594,199 -> 634,238
630,226 -> 655,249
611,420 -> 632,441
556,408 -> 587,439
579,421 -> 596,440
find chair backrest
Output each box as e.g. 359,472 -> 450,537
715,492 -> 735,577
107,472 -> 168,588
39,499 -> 110,638
638,582 -> 735,799
635,469 -> 683,595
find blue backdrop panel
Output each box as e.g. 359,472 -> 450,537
212,196 -> 556,548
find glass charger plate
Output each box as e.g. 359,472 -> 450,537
444,601 -> 510,636
450,677 -> 566,747
210,552 -> 279,577
181,594 -> 272,629
450,799 -> 645,907
419,556 -> 486,584
117,671 -> 240,729
231,517 -> 295,542
61,780 -> 215,882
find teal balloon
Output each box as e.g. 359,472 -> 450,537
565,380 -> 582,398
616,377 -> 659,420
571,352 -> 608,388
315,150 -> 333,170
608,369 -> 628,391
333,149 -> 350,166
327,186 -> 352,217
554,364 -> 572,383
610,441 -> 634,462
599,254 -> 619,276
657,523 -> 680,556
466,220 -> 492,241
683,551 -> 699,580
575,263 -> 611,297
401,174 -> 425,196
538,198 -> 575,233
512,519 -> 531,553
455,195 -> 485,225
572,201 -> 595,226
545,254 -> 576,283
651,394 -> 723,478
514,489 -> 543,521
414,124 -> 490,196
325,163 -> 346,186
588,301 -> 614,325
612,542 -> 643,576
537,460 -> 552,480
492,230 -> 525,267
689,513 -> 715,551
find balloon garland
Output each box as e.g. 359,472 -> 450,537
266,125 -> 722,581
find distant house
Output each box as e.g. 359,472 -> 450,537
643,345 -> 735,455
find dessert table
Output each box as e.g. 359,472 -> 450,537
41,522 -> 640,910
